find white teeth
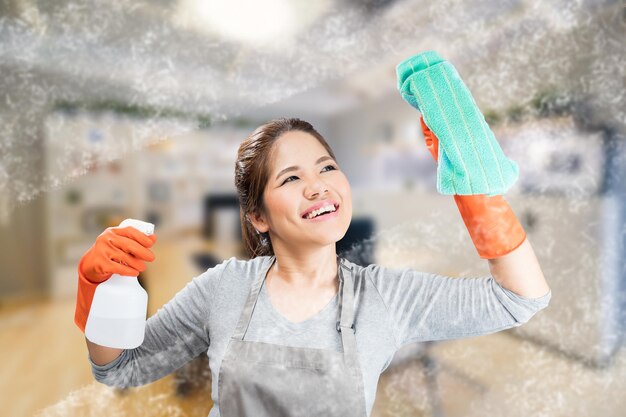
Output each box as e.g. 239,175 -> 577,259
305,204 -> 336,219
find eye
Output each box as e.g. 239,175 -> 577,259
282,175 -> 298,185
280,165 -> 337,186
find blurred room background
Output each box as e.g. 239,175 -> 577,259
0,0 -> 625,416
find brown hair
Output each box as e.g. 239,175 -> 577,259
234,117 -> 337,258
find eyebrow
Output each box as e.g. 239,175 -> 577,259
275,155 -> 335,181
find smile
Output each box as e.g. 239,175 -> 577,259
302,204 -> 340,222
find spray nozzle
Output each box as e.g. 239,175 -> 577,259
118,218 -> 155,236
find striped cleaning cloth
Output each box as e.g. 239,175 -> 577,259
396,50 -> 519,196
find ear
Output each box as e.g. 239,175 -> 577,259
247,211 -> 269,234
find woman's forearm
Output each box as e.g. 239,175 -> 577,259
487,237 -> 551,299
86,337 -> 125,366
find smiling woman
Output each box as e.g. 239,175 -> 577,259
234,117 -> 352,259
84,115 -> 552,417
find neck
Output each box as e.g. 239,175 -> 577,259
268,250 -> 339,291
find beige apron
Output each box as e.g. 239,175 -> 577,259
218,255 -> 368,417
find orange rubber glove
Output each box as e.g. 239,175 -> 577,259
420,115 -> 526,259
75,226 -> 157,333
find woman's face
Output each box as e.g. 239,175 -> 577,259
251,130 -> 353,251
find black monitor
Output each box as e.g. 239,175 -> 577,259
337,217 -> 376,266
202,193 -> 242,241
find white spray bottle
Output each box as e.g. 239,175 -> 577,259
85,218 -> 155,349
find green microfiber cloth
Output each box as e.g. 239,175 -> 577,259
396,50 -> 519,196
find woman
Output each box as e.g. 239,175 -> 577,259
75,117 -> 551,417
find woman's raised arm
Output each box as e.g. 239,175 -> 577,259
487,237 -> 551,299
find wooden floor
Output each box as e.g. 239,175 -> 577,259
2,235 -> 625,417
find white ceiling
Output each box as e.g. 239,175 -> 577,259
1,0 -> 621,122
0,0 -> 624,209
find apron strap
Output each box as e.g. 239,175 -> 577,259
232,256 -> 273,340
337,260 -> 359,369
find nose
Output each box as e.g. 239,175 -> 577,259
305,178 -> 329,198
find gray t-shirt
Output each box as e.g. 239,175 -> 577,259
89,255 -> 551,417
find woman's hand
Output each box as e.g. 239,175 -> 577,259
79,226 -> 157,283
75,225 -> 157,333
419,114 -> 526,259
420,115 -> 439,163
